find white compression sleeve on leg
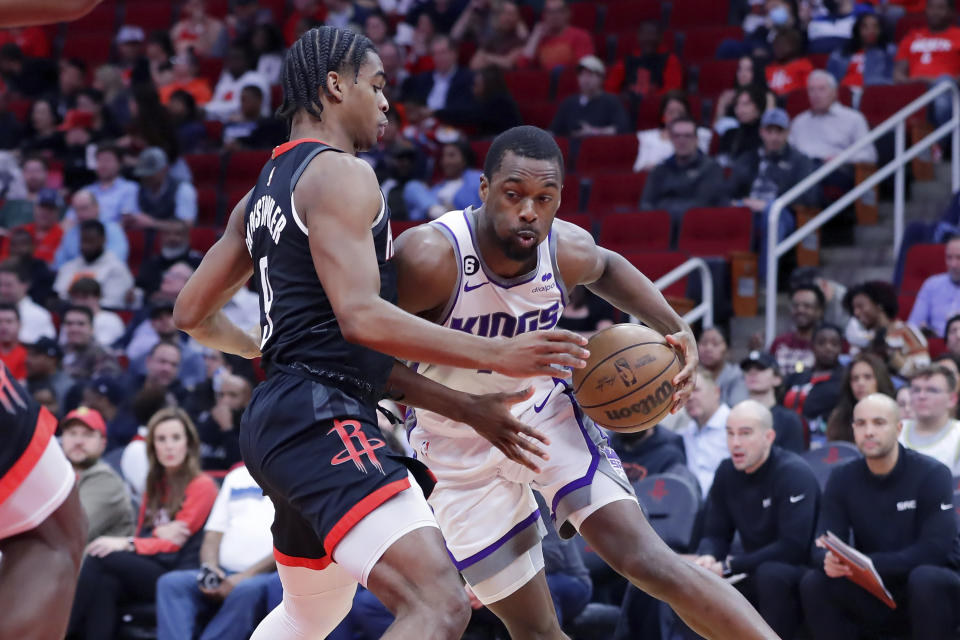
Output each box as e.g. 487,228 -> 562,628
250,563 -> 358,640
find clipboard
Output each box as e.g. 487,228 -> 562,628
820,531 -> 896,609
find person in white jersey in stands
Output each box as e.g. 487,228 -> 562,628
394,125 -> 777,640
900,365 -> 960,474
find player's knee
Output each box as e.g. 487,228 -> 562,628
426,585 -> 471,638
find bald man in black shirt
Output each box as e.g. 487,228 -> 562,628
800,394 -> 960,640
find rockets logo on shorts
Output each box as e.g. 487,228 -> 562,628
328,419 -> 386,474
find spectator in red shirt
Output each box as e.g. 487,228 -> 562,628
765,29 -> 814,96
0,302 -> 26,380
67,407 -> 218,640
605,21 -> 683,104
14,189 -> 62,267
519,0 -> 594,70
894,0 -> 960,125
283,0 -> 326,46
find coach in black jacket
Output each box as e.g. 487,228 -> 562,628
692,399 -> 820,639
800,394 -> 960,640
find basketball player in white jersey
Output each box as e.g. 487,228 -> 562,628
395,126 -> 778,639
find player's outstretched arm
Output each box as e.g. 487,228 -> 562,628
174,192 -> 260,358
555,220 -> 698,411
384,361 -> 549,472
1,0 -> 102,26
299,154 -> 589,378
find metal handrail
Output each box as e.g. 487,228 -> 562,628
764,81 -> 960,346
650,257 -> 714,328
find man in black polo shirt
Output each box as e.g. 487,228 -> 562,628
692,400 -> 820,639
800,394 -> 960,640
741,351 -> 806,452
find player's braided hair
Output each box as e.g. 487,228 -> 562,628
276,26 -> 376,123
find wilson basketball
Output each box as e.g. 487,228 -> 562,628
571,324 -> 681,433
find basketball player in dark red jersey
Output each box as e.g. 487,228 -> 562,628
0,361 -> 87,640
1,0 -> 103,27
394,126 -> 778,640
173,26 -> 589,639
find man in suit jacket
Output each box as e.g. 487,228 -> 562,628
402,34 -> 476,118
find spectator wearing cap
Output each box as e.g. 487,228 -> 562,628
58,108 -> 98,191
60,305 -> 121,381
679,367 -> 731,495
54,189 -> 129,268
770,283 -> 826,376
23,187 -> 64,265
698,327 -> 749,408
128,147 -> 198,235
549,55 -> 630,137
69,145 -> 139,226
84,375 -> 140,451
908,235 -> 960,337
54,219 -> 135,309
60,406 -> 136,542
25,336 -> 71,412
727,108 -> 817,279
0,261 -> 54,343
135,221 -> 203,302
741,350 -> 806,452
401,34 -> 476,117
844,280 -> 930,380
783,324 -> 846,447
0,302 -> 26,379
128,302 -> 206,389
518,0 -> 594,70
115,25 -> 146,74
221,85 -> 286,151
156,464 -> 277,640
204,42 -> 270,122
68,278 -> 126,349
788,70 -> 875,191
3,227 -> 55,306
641,116 -> 725,236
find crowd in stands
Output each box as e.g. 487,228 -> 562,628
2,0 -> 960,638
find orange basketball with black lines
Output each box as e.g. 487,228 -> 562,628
571,324 -> 681,433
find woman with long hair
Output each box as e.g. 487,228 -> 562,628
826,352 -> 896,442
826,11 -> 894,90
67,407 -> 218,640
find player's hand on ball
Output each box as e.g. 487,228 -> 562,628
461,387 -> 551,473
665,330 -> 698,414
492,330 -> 590,378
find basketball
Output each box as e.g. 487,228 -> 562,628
571,324 -> 681,433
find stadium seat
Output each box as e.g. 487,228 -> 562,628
669,0 -> 730,28
203,120 -> 223,144
125,228 -> 153,273
621,251 -> 690,297
67,0 -> 118,32
895,12 -> 928,42
928,336 -> 946,359
681,26 -> 742,62
61,32 -> 112,65
390,220 -> 423,238
518,102 -> 557,130
801,441 -> 861,490
610,28 -> 677,62
205,0 -> 230,18
469,139 -> 493,166
190,226 -> 220,253
602,1 -> 661,31
633,473 -> 701,551
897,293 -> 916,321
900,243 -> 945,294
225,150 -> 270,192
183,153 -> 222,190
197,57 -> 223,86
504,69 -> 552,105
677,207 -> 752,257
557,173 -> 582,214
569,2 -> 599,30
860,83 -> 928,127
123,0 -> 174,30
195,187 -> 219,226
695,59 -> 738,98
575,134 -> 639,174
598,210 -> 671,253
554,66 -> 579,101
584,171 -> 646,213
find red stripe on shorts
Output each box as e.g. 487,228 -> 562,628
323,478 -> 411,558
0,407 -> 58,504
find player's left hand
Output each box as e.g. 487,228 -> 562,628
665,330 -> 698,414
460,387 -> 551,474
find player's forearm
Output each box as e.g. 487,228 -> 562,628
587,252 -> 690,336
384,362 -> 473,423
184,312 -> 260,359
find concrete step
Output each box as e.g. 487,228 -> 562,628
819,245 -> 892,267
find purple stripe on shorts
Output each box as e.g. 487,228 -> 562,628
550,393 -> 600,517
449,508 -> 541,571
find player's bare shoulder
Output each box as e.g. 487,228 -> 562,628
295,150 -> 382,225
553,218 -> 606,286
394,222 -> 459,318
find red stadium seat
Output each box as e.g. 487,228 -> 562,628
555,66 -> 579,101
225,150 -> 270,188
557,212 -> 592,233
677,207 -> 752,257
125,229 -> 154,272
695,59 -> 738,98
197,57 -> 224,86
895,12 -> 928,42
576,134 -> 639,174
195,187 -> 219,226
67,0 -> 118,32
681,26 -> 742,62
504,69 -> 551,104
470,139 -> 493,165
518,102 -> 556,129
183,153 -> 222,190
901,243 -> 945,294
598,210 -> 671,253
205,0 -> 230,18
860,83 -> 928,127
569,2 -> 599,30
190,226 -> 220,253
585,172 -> 646,214
124,1 -> 174,30
928,337 -> 946,359
7,98 -> 31,124
603,1 -> 661,31
621,251 -> 689,297
897,293 -> 915,321
61,32 -> 112,65
669,0 -> 730,28
556,173 -> 581,214
390,220 -> 423,238
611,29 -> 677,61
203,120 -> 223,144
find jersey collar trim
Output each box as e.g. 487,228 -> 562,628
272,138 -> 333,159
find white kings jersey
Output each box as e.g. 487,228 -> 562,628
411,208 -> 568,438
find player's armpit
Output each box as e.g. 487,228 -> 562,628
394,224 -> 458,318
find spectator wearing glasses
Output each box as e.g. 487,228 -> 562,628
769,284 -> 825,376
900,365 -> 960,474
908,235 -> 960,337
